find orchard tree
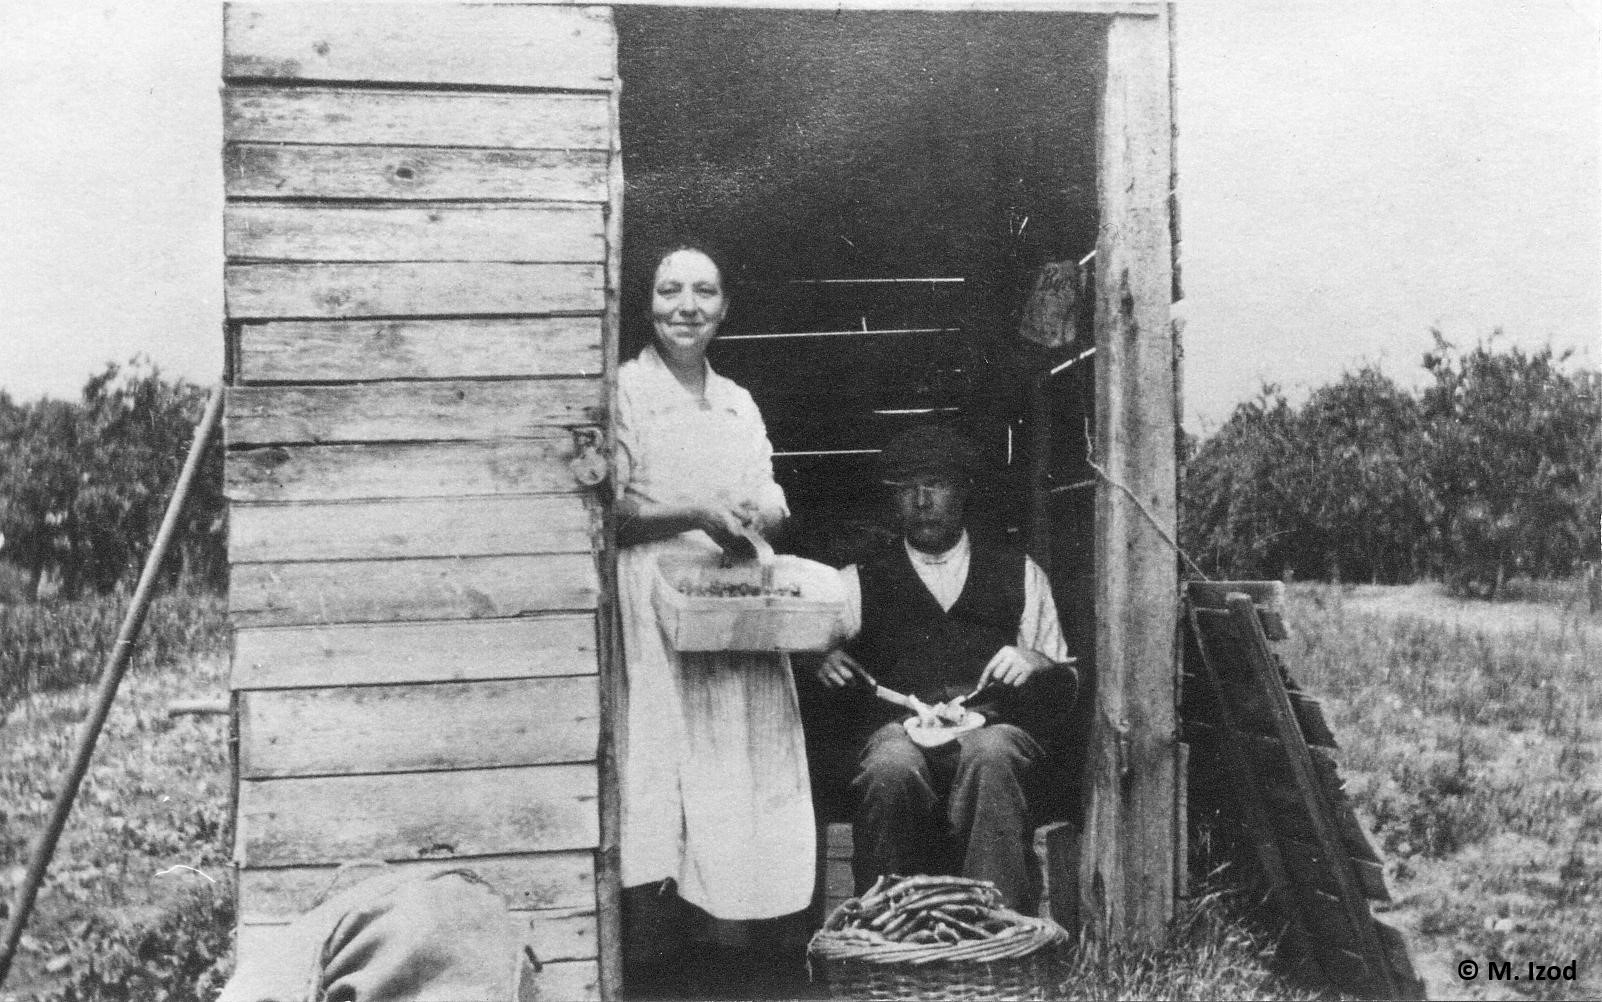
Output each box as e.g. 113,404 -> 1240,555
1421,332 -> 1600,597
1293,367 -> 1434,584
1182,384 -> 1306,579
0,360 -> 226,598
0,395 -> 82,596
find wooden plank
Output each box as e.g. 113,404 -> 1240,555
1181,608 -> 1312,956
589,0 -> 1158,10
515,907 -> 599,964
239,906 -> 596,963
224,87 -> 609,149
225,143 -> 608,202
232,616 -> 597,690
237,763 -> 598,866
825,823 -> 854,861
240,676 -> 599,778
1260,787 -> 1383,866
237,317 -> 601,383
224,3 -> 613,89
225,379 -> 601,446
238,851 -> 596,918
225,261 -> 604,319
229,553 -> 598,628
1278,837 -> 1391,903
1373,920 -> 1426,995
227,204 -> 605,264
594,71 -> 624,1002
225,439 -> 582,503
527,958 -> 600,1001
1083,9 -> 1176,948
1295,887 -> 1364,953
1185,721 -> 1343,794
235,927 -> 597,1000
1290,691 -> 1338,748
1227,595 -> 1400,996
1186,581 -> 1285,612
230,495 -> 595,563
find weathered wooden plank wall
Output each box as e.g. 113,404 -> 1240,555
1082,6 -> 1178,948
222,4 -> 616,996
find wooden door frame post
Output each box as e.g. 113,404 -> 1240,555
1080,6 -> 1178,948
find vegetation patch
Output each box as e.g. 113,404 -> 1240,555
1285,582 -> 1601,1000
0,589 -> 229,1002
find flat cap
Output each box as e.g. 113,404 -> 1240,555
878,424 -> 981,483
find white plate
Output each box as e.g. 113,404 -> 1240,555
903,710 -> 985,748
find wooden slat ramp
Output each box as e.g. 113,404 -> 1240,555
222,4 -> 618,998
1182,582 -> 1425,1000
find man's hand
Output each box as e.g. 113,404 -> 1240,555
978,646 -> 1058,689
816,648 -> 863,690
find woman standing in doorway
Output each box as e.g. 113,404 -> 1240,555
614,244 -> 815,998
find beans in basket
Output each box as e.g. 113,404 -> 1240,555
825,874 -> 1029,946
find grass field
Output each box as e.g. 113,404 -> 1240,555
0,577 -> 1595,1000
1284,580 -> 1601,1001
0,584 -> 231,1002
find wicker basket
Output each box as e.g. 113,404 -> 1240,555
808,901 -> 1068,1001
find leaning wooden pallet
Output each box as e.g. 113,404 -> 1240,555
1183,582 -> 1425,1000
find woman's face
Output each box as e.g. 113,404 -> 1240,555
650,249 -> 727,361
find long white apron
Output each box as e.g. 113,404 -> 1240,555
615,351 -> 815,920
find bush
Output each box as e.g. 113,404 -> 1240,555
1182,333 -> 1600,593
0,581 -> 226,719
37,883 -> 234,1002
0,359 -> 226,599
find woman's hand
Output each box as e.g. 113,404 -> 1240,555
690,501 -> 753,552
816,648 -> 864,690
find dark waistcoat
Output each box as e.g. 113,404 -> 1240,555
851,538 -> 1027,705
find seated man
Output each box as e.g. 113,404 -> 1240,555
814,425 -> 1078,912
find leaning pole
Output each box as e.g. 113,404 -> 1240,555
0,383 -> 225,987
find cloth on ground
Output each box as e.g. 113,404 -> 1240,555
217,866 -> 536,1002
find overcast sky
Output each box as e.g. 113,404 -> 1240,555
1,0 -> 1596,432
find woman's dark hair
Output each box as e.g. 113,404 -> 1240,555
644,239 -> 731,295
624,237 -> 735,356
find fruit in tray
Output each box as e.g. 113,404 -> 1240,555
906,701 -> 976,729
673,577 -> 803,598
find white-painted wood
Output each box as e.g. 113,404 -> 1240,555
224,261 -> 604,319
225,3 -> 614,88
231,616 -> 598,690
228,553 -> 599,627
224,87 -> 610,149
225,379 -> 602,445
236,764 -> 599,866
225,144 -> 609,202
239,676 -> 599,777
226,204 -> 605,264
237,318 -> 602,383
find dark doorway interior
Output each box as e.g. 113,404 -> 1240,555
617,5 -> 1101,604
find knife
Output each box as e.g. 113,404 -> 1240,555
843,658 -> 932,721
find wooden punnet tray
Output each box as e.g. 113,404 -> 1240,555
653,554 -> 845,652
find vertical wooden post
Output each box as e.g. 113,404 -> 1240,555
1028,375 -> 1053,575
596,68 -> 626,1002
1080,7 -> 1177,948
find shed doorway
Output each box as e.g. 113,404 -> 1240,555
619,6 -> 1101,583
613,1 -> 1107,951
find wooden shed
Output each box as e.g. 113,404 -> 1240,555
220,3 -> 1178,998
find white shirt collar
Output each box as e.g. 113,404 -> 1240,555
904,529 -> 969,567
637,343 -> 740,411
